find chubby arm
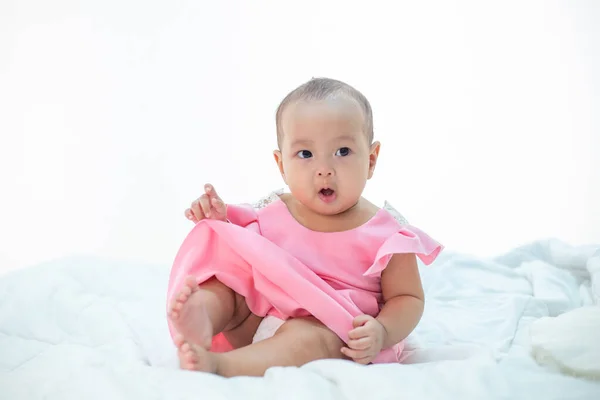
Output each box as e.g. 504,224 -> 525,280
376,253 -> 425,348
342,253 -> 425,363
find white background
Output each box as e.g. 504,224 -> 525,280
1,0 -> 598,274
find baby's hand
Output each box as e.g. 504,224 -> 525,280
341,315 -> 387,365
184,184 -> 227,223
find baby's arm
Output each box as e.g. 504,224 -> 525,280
342,253 -> 424,363
376,253 -> 425,347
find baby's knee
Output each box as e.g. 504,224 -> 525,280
224,292 -> 251,330
313,327 -> 344,359
283,318 -> 344,359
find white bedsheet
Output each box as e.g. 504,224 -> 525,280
1,239 -> 599,399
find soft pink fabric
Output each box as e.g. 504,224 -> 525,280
167,197 -> 443,363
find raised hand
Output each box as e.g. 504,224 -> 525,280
184,184 -> 227,223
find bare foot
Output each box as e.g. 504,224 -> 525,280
168,276 -> 213,349
175,335 -> 218,373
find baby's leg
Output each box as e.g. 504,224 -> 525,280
177,317 -> 346,377
168,276 -> 258,349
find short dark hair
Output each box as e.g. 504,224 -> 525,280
275,77 -> 374,148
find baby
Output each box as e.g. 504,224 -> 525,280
167,77 -> 442,377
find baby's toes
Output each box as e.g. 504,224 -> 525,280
167,301 -> 179,317
184,276 -> 199,292
180,341 -> 192,353
178,286 -> 192,301
179,350 -> 195,369
174,334 -> 185,349
170,299 -> 184,313
181,348 -> 198,368
183,349 -> 197,363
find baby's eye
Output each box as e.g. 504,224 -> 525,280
297,150 -> 313,159
335,147 -> 351,157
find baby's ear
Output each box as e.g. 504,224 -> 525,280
368,141 -> 381,179
273,150 -> 287,183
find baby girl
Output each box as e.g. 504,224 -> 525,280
166,77 -> 442,377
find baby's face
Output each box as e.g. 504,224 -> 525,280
274,97 -> 379,215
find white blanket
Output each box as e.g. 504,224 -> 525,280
1,239 -> 599,399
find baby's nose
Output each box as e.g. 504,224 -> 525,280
316,166 -> 334,177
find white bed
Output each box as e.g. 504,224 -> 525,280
1,239 -> 599,399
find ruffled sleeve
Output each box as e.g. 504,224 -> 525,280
363,225 -> 443,277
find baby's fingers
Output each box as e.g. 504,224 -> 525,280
211,196 -> 226,215
184,208 -> 198,223
348,325 -> 370,340
190,199 -> 205,221
198,194 -> 212,218
204,184 -> 226,219
347,337 -> 372,351
204,184 -> 221,202
341,346 -> 372,361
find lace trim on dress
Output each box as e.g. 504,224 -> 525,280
252,189 -> 409,225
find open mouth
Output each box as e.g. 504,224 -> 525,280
318,188 -> 336,203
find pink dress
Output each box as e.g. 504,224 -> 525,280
166,192 -> 443,364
